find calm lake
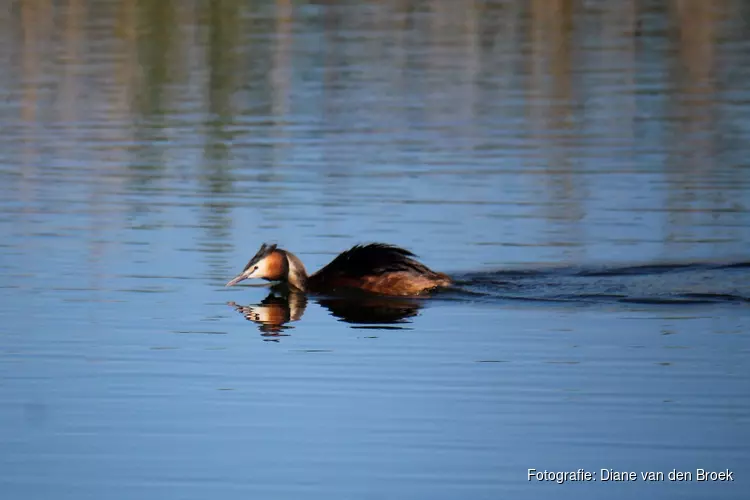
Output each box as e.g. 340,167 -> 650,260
1,1 -> 749,499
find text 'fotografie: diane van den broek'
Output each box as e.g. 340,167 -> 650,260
528,468 -> 734,484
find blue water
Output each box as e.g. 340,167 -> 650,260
1,1 -> 749,499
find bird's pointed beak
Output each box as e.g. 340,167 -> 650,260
226,273 -> 248,287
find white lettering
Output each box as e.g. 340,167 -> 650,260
601,469 -> 637,481
697,469 -> 734,481
641,471 -> 663,481
668,469 -> 692,481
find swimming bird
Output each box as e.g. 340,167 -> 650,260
226,243 -> 451,296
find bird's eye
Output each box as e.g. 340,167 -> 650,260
253,266 -> 258,272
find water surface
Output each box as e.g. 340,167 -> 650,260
1,1 -> 749,499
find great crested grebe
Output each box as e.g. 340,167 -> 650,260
226,243 -> 452,296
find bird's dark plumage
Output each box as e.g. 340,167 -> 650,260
313,243 -> 432,278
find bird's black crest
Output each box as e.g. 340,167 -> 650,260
317,243 -> 431,278
243,243 -> 278,271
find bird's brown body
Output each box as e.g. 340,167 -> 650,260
226,243 -> 451,296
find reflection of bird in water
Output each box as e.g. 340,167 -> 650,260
317,296 -> 422,324
228,291 -> 424,336
228,292 -> 307,337
226,243 -> 451,296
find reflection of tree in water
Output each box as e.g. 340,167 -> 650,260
663,0 -> 743,258
9,0 -> 750,273
198,0 -> 290,281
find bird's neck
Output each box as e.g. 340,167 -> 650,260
283,251 -> 309,292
